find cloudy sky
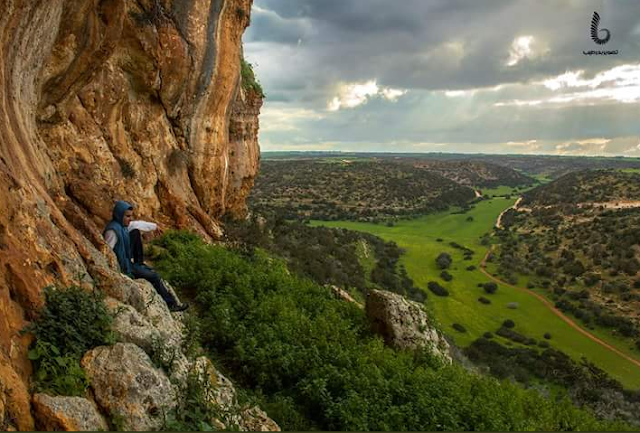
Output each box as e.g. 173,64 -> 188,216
243,0 -> 640,156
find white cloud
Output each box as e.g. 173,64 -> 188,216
381,88 -> 407,101
506,36 -> 534,66
445,90 -> 472,97
327,80 -> 407,111
259,105 -> 326,132
495,63 -> 640,106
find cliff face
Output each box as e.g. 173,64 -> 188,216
0,0 -> 261,428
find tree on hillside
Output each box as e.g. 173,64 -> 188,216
436,252 -> 452,270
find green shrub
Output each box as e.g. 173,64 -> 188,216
544,332 -> 552,340
440,270 -> 453,282
452,323 -> 467,333
503,319 -> 515,329
427,281 -> 449,297
483,332 -> 493,339
240,58 -> 265,98
484,282 -> 498,294
27,340 -> 89,396
25,286 -> 115,396
478,297 -> 491,305
436,252 -> 452,269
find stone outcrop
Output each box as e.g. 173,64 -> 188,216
366,289 -> 452,364
191,356 -> 281,431
0,0 -> 262,426
81,342 -> 178,431
32,394 -> 108,431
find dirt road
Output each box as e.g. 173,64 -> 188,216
495,197 -> 522,229
480,244 -> 640,371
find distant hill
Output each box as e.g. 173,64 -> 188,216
248,159 -> 476,222
262,152 -> 640,179
496,170 -> 640,339
521,170 -> 640,206
408,160 -> 535,188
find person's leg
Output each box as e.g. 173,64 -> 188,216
131,263 -> 177,307
130,229 -> 144,265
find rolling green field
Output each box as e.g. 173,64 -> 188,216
477,185 -> 520,197
310,197 -> 640,389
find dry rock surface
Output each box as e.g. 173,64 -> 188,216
81,342 -> 178,431
366,289 -> 452,363
32,394 -> 108,431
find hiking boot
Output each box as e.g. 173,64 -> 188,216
169,303 -> 189,312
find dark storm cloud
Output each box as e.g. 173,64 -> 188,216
246,0 -> 640,98
245,0 -> 640,155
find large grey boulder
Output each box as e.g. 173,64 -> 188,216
366,289 -> 452,363
81,343 -> 177,431
32,394 -> 108,431
106,298 -> 190,383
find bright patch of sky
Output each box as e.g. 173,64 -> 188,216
327,81 -> 407,111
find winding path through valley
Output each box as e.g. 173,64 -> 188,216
482,201 -> 640,371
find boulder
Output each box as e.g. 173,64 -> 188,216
106,298 -> 189,383
239,406 -> 282,432
189,357 -> 280,431
81,343 -> 177,431
365,289 -> 451,363
32,394 -> 108,431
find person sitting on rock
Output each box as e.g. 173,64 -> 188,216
103,200 -> 188,312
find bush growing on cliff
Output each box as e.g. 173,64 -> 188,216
152,230 -> 632,431
25,285 -> 115,396
241,58 -> 265,98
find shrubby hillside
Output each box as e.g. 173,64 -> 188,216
521,170 -> 640,206
222,213 -> 427,303
150,231 -> 634,431
496,170 -> 640,346
248,160 -> 476,222
409,159 -> 535,188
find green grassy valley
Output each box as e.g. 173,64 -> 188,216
309,197 -> 640,390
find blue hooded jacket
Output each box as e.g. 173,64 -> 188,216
103,200 -> 134,276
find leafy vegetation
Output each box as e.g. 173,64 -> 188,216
152,231 -> 633,431
25,286 -> 115,396
222,214 -> 426,303
465,337 -> 640,426
495,170 -> 640,341
240,58 -> 264,98
521,169 -> 640,206
249,159 -> 476,222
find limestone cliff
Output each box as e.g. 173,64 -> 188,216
0,0 -> 262,429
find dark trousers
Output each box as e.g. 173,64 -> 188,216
130,229 -> 177,307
